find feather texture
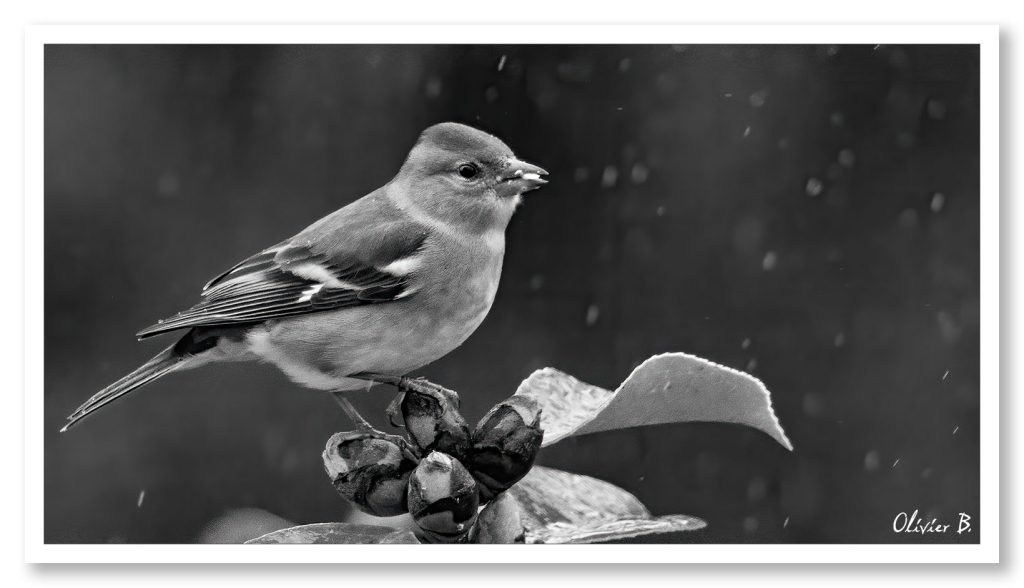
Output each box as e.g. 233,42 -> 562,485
137,216 -> 428,338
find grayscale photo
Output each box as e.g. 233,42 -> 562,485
41,41 -> 983,549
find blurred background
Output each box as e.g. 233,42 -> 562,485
44,44 -> 980,543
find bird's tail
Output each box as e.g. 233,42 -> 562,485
62,344 -> 187,433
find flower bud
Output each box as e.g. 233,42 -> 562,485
389,387 -> 471,459
469,491 -> 525,544
322,431 -> 418,517
467,395 -> 544,502
407,452 -> 479,543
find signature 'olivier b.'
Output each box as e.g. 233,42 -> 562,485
63,122 -> 548,432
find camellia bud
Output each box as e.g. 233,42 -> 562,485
322,431 -> 418,517
407,451 -> 480,543
389,386 -> 471,460
467,395 -> 544,502
469,491 -> 525,544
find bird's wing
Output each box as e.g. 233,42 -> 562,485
136,220 -> 429,339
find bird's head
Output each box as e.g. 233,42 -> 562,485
390,122 -> 548,235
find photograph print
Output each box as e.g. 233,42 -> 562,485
38,35 -> 990,554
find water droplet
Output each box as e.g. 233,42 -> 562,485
864,450 -> 880,472
573,167 -> 589,183
630,163 -> 649,184
952,426 -> 959,435
749,89 -> 767,108
585,304 -> 600,326
723,91 -> 734,98
830,111 -> 845,127
424,76 -> 443,99
741,337 -> 751,350
746,358 -> 758,371
496,55 -> 507,72
802,394 -> 824,417
601,166 -> 618,188
898,208 -> 919,229
826,45 -> 840,57
892,458 -> 900,469
783,517 -> 790,528
930,192 -> 946,213
777,137 -> 791,150
937,310 -> 961,343
838,148 -> 856,167
927,98 -> 947,120
942,370 -> 949,381
618,58 -> 631,72
529,274 -> 544,291
137,490 -> 146,508
805,177 -> 824,197
742,125 -> 752,138
921,468 -> 933,479
743,516 -> 760,534
484,86 -> 499,103
762,251 -> 778,271
655,205 -> 666,217
834,332 -> 846,347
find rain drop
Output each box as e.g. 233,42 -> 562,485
749,89 -> 767,108
864,450 -> 880,472
743,517 -> 759,534
631,163 -> 649,184
926,98 -> 947,120
838,148 -> 856,167
762,251 -> 778,271
930,192 -> 946,213
585,304 -> 600,326
601,166 -> 618,188
424,76 -> 443,99
496,55 -> 507,72
805,177 -> 824,197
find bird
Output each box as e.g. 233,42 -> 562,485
62,122 -> 549,432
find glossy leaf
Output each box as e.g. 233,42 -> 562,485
245,522 -> 419,544
509,466 -> 706,544
515,352 -> 793,451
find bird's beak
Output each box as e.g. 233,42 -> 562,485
500,157 -> 549,194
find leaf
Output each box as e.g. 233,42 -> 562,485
508,466 -> 706,544
515,352 -> 793,451
245,522 -> 419,544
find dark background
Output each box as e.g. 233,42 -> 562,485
44,44 -> 980,544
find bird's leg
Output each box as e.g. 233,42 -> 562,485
331,391 -> 375,432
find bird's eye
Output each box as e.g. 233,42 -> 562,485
457,164 -> 479,179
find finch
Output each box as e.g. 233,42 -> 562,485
62,122 -> 548,432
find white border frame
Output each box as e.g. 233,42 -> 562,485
24,24 -> 999,564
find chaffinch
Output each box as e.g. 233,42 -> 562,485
63,122 -> 548,432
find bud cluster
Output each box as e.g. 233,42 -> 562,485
323,388 -> 543,543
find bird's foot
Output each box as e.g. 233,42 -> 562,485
350,372 -> 462,410
396,376 -> 461,409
